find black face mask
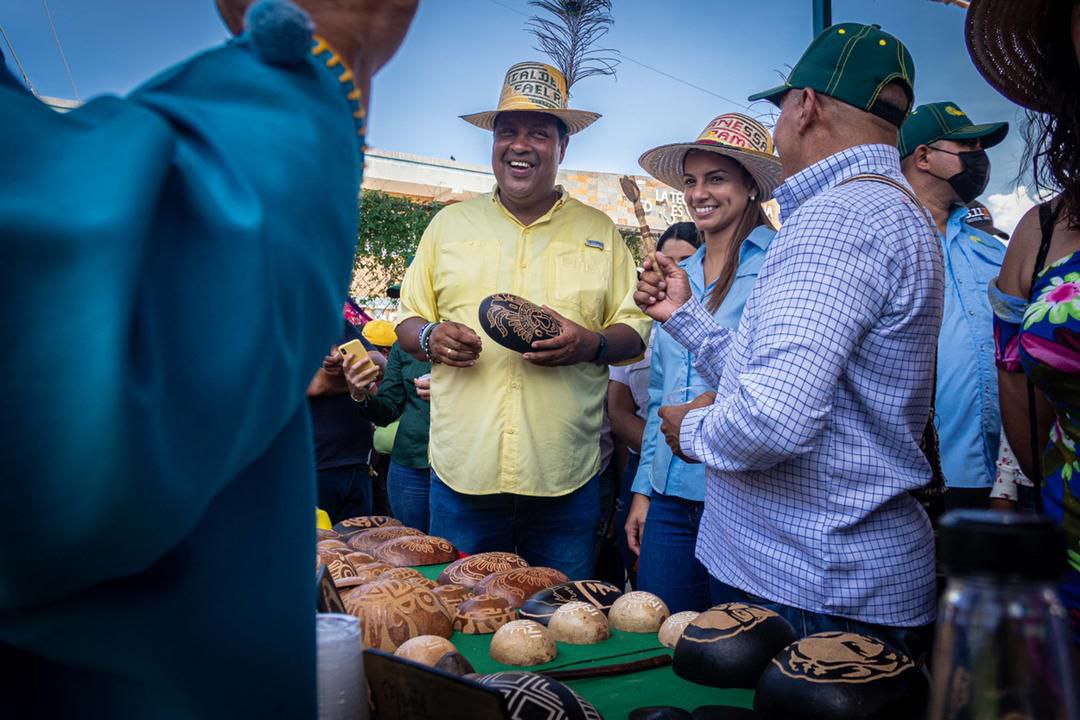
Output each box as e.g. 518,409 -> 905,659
928,147 -> 991,203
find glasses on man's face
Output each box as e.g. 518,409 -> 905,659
927,143 -> 982,157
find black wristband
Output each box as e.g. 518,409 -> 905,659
591,332 -> 608,363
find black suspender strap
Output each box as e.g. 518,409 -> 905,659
837,173 -> 945,521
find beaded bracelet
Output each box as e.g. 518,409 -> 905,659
419,322 -> 439,362
417,322 -> 429,355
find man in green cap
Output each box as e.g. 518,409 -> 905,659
899,102 -> 1014,509
635,23 -> 941,659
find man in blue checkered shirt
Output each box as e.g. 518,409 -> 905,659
636,24 -> 943,659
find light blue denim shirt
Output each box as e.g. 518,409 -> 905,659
936,204 -> 1007,488
631,224 -> 775,501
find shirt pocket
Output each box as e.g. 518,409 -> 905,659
967,233 -> 1006,286
550,250 -> 609,328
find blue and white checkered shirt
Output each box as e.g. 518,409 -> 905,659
664,144 -> 943,627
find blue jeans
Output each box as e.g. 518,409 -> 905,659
316,464 -> 371,524
709,578 -> 933,665
638,491 -> 711,613
388,461 -> 430,533
428,472 -> 600,580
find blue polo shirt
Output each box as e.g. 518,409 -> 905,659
936,204 -> 1007,488
631,224 -> 774,501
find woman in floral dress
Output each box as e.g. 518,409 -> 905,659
993,243 -> 1080,635
971,0 -> 1080,640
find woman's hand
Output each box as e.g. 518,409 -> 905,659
344,356 -> 380,402
624,493 -> 651,556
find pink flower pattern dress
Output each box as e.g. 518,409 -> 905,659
992,254 -> 1080,638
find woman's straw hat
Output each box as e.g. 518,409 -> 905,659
461,61 -> 600,135
965,0 -> 1054,112
638,113 -> 783,197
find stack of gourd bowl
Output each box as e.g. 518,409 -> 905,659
317,516 -> 678,669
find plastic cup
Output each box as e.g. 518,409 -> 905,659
316,613 -> 367,720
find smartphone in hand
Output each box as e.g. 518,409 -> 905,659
339,339 -> 373,369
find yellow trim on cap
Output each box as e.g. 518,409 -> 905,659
866,71 -> 909,112
311,35 -> 366,144
827,24 -> 873,97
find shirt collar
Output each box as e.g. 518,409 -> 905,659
945,204 -> 969,238
774,144 -> 904,219
742,224 -> 774,254
681,225 -> 775,292
491,184 -> 569,227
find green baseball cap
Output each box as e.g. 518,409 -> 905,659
749,23 -> 915,127
898,101 -> 1008,158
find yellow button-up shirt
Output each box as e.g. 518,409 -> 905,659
398,188 -> 651,497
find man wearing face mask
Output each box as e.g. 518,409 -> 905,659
900,102 -> 1009,509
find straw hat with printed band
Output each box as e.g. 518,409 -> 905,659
638,113 -> 783,198
461,61 -> 600,135
965,0 -> 1056,112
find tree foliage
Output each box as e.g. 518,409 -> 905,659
354,190 -> 443,290
619,228 -> 644,265
351,189 -> 644,298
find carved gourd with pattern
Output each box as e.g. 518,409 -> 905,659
437,552 -> 530,590
477,567 -> 569,609
373,535 -> 458,567
344,578 -> 453,652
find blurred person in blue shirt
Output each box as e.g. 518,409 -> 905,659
625,114 -> 780,613
900,101 -> 1010,509
0,0 -> 417,716
609,222 -> 700,587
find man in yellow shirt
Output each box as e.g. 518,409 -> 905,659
396,61 -> 650,579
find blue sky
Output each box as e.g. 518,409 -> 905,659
2,0 -> 1038,229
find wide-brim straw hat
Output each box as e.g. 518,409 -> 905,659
638,113 -> 783,197
461,61 -> 600,135
965,0 -> 1055,112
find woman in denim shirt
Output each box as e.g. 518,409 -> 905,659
626,113 -> 782,612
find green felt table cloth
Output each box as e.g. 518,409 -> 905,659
412,563 -> 754,719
